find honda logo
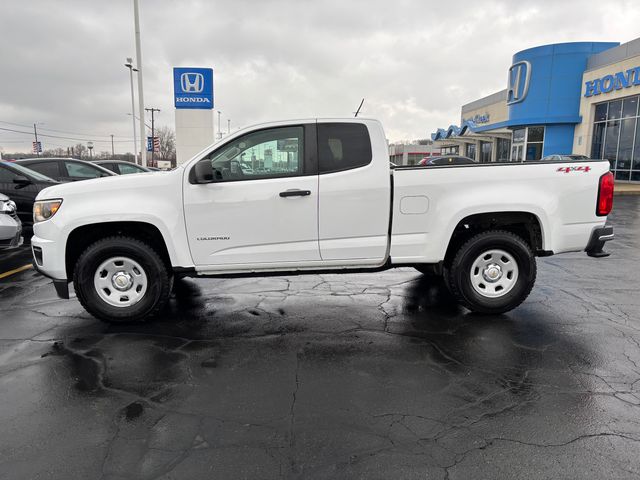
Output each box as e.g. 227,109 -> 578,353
180,72 -> 205,93
507,60 -> 531,105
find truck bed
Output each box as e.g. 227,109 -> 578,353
389,160 -> 610,264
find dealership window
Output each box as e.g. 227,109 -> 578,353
466,143 -> 476,161
497,138 -> 511,162
525,126 -> 544,161
511,128 -> 525,162
510,126 -> 544,161
591,96 -> 640,181
480,141 -> 492,163
441,146 -> 459,155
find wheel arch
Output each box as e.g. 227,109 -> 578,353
443,211 -> 546,266
65,221 -> 173,279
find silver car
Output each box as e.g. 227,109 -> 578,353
0,193 -> 22,250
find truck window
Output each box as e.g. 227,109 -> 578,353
204,126 -> 304,182
318,123 -> 372,174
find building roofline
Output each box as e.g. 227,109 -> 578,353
461,89 -> 507,113
586,37 -> 640,71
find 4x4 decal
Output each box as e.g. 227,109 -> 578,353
557,165 -> 591,173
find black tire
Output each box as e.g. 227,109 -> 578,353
447,230 -> 536,314
73,236 -> 171,323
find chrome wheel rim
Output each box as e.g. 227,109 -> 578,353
93,257 -> 148,308
470,249 -> 519,298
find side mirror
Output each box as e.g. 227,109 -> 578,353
193,160 -> 214,184
13,175 -> 31,186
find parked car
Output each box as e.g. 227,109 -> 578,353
94,160 -> 153,175
542,154 -> 590,161
418,155 -> 477,166
31,118 -> 614,323
0,161 -> 58,235
15,158 -> 117,182
0,193 -> 22,250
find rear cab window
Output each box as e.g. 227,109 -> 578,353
318,123 -> 372,173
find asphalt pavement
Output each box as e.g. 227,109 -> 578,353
1,197 -> 639,479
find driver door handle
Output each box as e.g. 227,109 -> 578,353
279,189 -> 311,198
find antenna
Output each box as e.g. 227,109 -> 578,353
354,98 -> 365,117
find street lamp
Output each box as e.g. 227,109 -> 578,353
124,57 -> 139,165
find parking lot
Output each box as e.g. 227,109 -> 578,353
0,196 -> 637,479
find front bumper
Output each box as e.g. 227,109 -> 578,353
0,215 -> 22,250
31,227 -> 70,298
32,260 -> 70,299
585,225 -> 614,258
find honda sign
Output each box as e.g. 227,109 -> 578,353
173,67 -> 214,109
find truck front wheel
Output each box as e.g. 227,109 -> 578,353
447,230 -> 536,314
73,236 -> 171,323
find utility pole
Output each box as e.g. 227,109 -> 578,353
145,107 -> 160,167
33,123 -> 40,157
133,0 -> 146,167
110,134 -> 115,158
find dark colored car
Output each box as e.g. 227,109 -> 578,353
0,161 -> 58,234
418,155 -> 477,166
94,160 -> 153,175
16,158 -> 117,182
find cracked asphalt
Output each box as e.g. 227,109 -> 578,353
1,196 -> 639,479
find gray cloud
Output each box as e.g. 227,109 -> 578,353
0,0 -> 637,154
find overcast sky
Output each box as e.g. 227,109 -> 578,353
1,0 -> 638,155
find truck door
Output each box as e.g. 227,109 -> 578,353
317,121 -> 391,262
183,124 -> 320,267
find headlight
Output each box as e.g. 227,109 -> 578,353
0,200 -> 16,214
33,199 -> 63,223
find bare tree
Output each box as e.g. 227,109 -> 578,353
71,143 -> 87,159
155,126 -> 176,165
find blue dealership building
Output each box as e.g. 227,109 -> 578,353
431,38 -> 640,182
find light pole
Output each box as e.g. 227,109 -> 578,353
133,0 -> 146,167
227,119 -> 231,135
110,134 -> 115,158
124,58 -> 139,165
217,110 -> 222,139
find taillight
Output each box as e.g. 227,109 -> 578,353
596,171 -> 614,216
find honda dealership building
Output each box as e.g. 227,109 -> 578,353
432,38 -> 640,182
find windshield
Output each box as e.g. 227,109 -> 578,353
3,162 -> 56,182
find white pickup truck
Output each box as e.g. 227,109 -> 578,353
31,118 -> 614,323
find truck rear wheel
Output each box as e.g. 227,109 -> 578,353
447,230 -> 536,314
73,236 -> 171,323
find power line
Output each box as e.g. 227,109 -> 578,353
0,126 -> 133,143
0,120 -> 134,140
